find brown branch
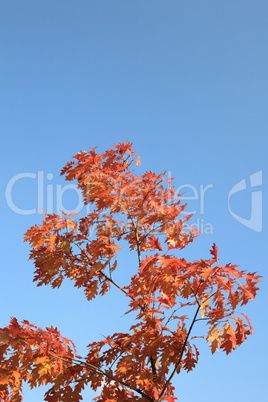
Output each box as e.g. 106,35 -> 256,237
150,356 -> 158,389
130,217 -> 142,266
73,241 -> 132,297
48,352 -> 153,401
158,305 -> 200,400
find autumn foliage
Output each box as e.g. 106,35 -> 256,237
0,141 -> 261,401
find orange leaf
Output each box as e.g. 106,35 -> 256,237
148,236 -> 163,251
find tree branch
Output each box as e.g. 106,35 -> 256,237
158,305 -> 200,400
130,217 -> 142,266
49,352 -> 153,401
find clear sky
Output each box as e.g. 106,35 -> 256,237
1,1 -> 267,401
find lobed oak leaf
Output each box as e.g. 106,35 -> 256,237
158,292 -> 173,307
0,329 -> 10,343
84,280 -> 99,301
9,318 -> 21,336
221,324 -> 236,354
210,243 -> 218,261
207,325 -> 221,353
199,298 -> 210,318
139,255 -> 159,272
134,155 -> 141,165
183,346 -> 198,372
148,236 -> 163,251
48,234 -> 56,251
240,312 -> 254,334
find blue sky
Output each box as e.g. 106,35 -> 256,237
1,1 -> 267,401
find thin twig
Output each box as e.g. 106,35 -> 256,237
48,352 -> 153,401
158,305 -> 200,400
130,217 -> 142,266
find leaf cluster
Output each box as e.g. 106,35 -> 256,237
0,142 -> 261,401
